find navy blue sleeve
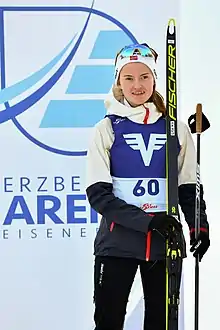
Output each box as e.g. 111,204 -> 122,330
86,181 -> 154,233
178,183 -> 209,233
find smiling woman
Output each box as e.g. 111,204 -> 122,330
119,62 -> 154,107
112,44 -> 166,116
85,42 -> 210,330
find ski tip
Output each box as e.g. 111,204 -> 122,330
168,19 -> 176,35
168,18 -> 176,29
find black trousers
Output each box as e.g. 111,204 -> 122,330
94,256 -> 182,330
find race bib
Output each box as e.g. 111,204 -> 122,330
112,177 -> 166,213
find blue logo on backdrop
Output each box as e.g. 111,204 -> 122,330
0,2 -> 138,156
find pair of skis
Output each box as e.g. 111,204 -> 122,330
165,19 -> 210,330
165,18 -> 182,330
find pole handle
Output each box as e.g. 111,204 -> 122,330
196,103 -> 203,134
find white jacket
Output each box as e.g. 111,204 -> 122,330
86,94 -> 197,189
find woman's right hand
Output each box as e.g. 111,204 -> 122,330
148,213 -> 182,236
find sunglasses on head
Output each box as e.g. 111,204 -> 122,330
116,43 -> 158,64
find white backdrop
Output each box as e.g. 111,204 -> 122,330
0,1 -> 181,329
180,1 -> 220,330
0,0 -> 217,330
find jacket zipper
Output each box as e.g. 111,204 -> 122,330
146,230 -> 152,261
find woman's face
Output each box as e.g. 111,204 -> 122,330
119,62 -> 154,107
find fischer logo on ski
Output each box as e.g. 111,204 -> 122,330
165,18 -> 183,330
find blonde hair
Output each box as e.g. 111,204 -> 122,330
113,44 -> 166,116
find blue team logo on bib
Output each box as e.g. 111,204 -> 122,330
123,133 -> 167,166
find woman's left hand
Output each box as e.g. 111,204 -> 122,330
190,230 -> 210,262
